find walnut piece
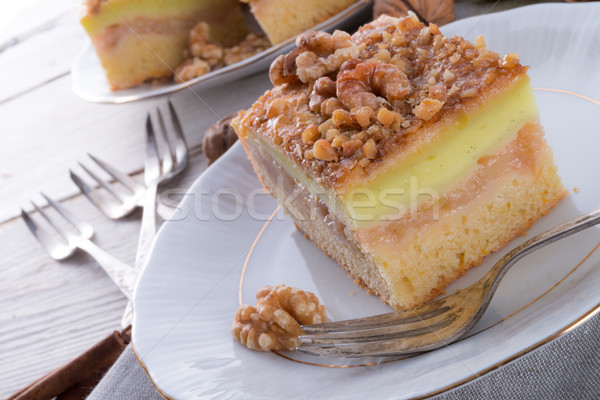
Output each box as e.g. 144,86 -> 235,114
224,33 -> 270,66
232,285 -> 327,352
176,23 -> 270,83
336,62 -> 411,110
413,97 -> 444,120
313,139 -> 338,161
174,58 -> 210,83
309,76 -> 337,112
202,113 -> 238,165
270,30 -> 361,85
188,22 -> 224,68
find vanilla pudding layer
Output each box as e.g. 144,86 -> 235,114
241,119 -> 565,309
342,77 -> 540,227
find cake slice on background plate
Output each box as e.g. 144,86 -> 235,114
78,0 -> 248,90
233,14 -> 566,310
240,0 -> 359,45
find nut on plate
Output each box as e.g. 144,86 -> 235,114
203,113 -> 238,165
232,285 -> 326,351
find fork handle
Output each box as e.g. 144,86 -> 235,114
135,183 -> 158,272
485,206 -> 600,296
77,239 -> 136,299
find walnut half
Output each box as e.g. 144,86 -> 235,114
232,285 -> 327,351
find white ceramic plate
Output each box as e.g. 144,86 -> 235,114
133,3 -> 600,399
71,0 -> 372,104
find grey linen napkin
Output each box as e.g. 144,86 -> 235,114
88,1 -> 600,399
89,313 -> 600,399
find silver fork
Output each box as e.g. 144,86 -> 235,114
298,207 -> 600,358
21,193 -> 136,299
135,100 -> 189,271
70,153 -> 172,220
118,101 -> 189,327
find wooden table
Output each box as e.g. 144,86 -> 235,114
0,1 -> 271,396
3,1 -> 596,398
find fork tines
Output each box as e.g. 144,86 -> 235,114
70,154 -> 144,219
297,304 -> 456,358
145,100 -> 189,183
22,193 -> 93,260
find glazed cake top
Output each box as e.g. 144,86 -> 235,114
236,13 -> 528,191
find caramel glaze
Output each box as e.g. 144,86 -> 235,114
236,14 -> 529,194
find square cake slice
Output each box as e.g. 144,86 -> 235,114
233,14 -> 566,310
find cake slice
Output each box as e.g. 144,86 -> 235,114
240,0 -> 359,45
79,0 -> 248,90
233,14 -> 566,310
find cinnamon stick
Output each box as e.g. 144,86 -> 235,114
8,326 -> 131,400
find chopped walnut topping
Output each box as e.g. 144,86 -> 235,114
332,134 -> 349,148
273,30 -> 362,84
224,33 -> 270,66
176,23 -> 270,83
377,108 -> 402,130
326,128 -> 341,142
353,130 -> 368,142
428,84 -> 448,102
301,125 -> 320,143
313,139 -> 338,161
474,35 -> 486,49
244,14 -> 528,172
460,87 -> 478,98
318,118 -> 335,135
448,83 -> 460,96
174,58 -> 210,83
389,54 -> 408,73
501,53 -> 520,69
270,50 -> 301,85
321,98 -> 345,118
266,98 -> 288,118
309,77 -> 336,112
354,106 -> 376,129
449,52 -> 461,64
443,69 -> 456,83
232,285 -> 326,352
413,98 -> 444,121
473,49 -> 500,68
342,139 -> 363,156
369,48 -> 391,63
337,62 -> 411,110
358,157 -> 371,168
332,109 -> 356,128
363,138 -> 377,159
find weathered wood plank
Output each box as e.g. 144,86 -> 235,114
0,0 -> 74,51
0,15 -> 86,103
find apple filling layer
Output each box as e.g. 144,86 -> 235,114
241,116 -> 564,308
